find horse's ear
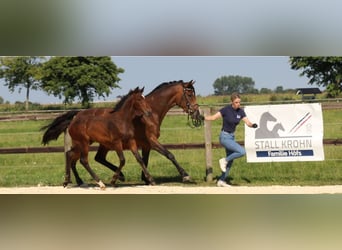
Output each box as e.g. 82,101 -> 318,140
190,80 -> 195,85
140,86 -> 145,93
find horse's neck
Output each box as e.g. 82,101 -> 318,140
114,100 -> 135,121
146,93 -> 177,125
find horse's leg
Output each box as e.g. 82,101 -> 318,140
79,146 -> 106,190
64,128 -> 85,186
64,148 -> 81,187
64,150 -> 72,187
110,151 -> 125,186
63,129 -> 73,187
132,148 -> 155,185
140,148 -> 151,183
94,144 -> 125,181
150,139 -> 191,182
71,160 -> 85,186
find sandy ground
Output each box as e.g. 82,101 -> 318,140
1,184 -> 342,194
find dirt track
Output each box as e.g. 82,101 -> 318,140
1,184 -> 342,194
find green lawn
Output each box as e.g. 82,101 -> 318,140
0,106 -> 341,187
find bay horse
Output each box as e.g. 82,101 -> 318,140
41,80 -> 200,185
63,87 -> 155,189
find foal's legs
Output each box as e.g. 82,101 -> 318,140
110,151 -> 125,186
64,148 -> 81,187
64,150 -> 73,187
78,144 -> 106,190
95,144 -> 125,181
133,149 -> 155,185
111,148 -> 155,186
71,161 -> 84,186
64,128 -> 85,186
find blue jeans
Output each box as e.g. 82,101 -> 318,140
218,131 -> 246,181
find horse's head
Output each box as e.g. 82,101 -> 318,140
115,87 -> 152,118
180,80 -> 201,127
145,80 -> 201,127
131,87 -> 152,118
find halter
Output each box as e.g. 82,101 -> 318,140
182,87 -> 202,128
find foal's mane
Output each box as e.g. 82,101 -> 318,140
113,87 -> 142,112
146,80 -> 194,97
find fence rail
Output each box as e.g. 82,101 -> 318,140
0,101 -> 341,122
0,139 -> 341,155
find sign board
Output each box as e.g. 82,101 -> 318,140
244,103 -> 324,162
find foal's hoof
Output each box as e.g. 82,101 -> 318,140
79,183 -> 89,188
63,180 -> 72,188
118,174 -> 125,182
182,176 -> 192,182
97,180 -> 106,190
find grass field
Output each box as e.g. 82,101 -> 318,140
0,103 -> 341,187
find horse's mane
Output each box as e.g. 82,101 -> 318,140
146,80 -> 194,97
113,87 -> 143,112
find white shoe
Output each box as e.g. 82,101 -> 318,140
217,180 -> 230,187
219,158 -> 227,172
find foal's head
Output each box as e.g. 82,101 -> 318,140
114,87 -> 152,118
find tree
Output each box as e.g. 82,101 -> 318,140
289,57 -> 342,97
213,75 -> 256,95
40,57 -> 124,107
0,56 -> 45,110
260,88 -> 272,94
274,86 -> 284,93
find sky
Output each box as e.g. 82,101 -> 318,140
1,1 -> 340,103
0,56 -> 315,104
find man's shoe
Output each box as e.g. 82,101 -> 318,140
217,180 -> 231,187
219,158 -> 227,172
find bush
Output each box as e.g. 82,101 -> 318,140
269,95 -> 278,102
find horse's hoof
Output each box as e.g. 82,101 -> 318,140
98,180 -> 106,190
182,176 -> 192,182
118,174 -> 125,182
79,183 -> 89,188
63,180 -> 72,188
110,179 -> 117,187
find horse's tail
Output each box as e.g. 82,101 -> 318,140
40,110 -> 80,145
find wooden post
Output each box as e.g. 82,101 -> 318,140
203,108 -> 213,182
